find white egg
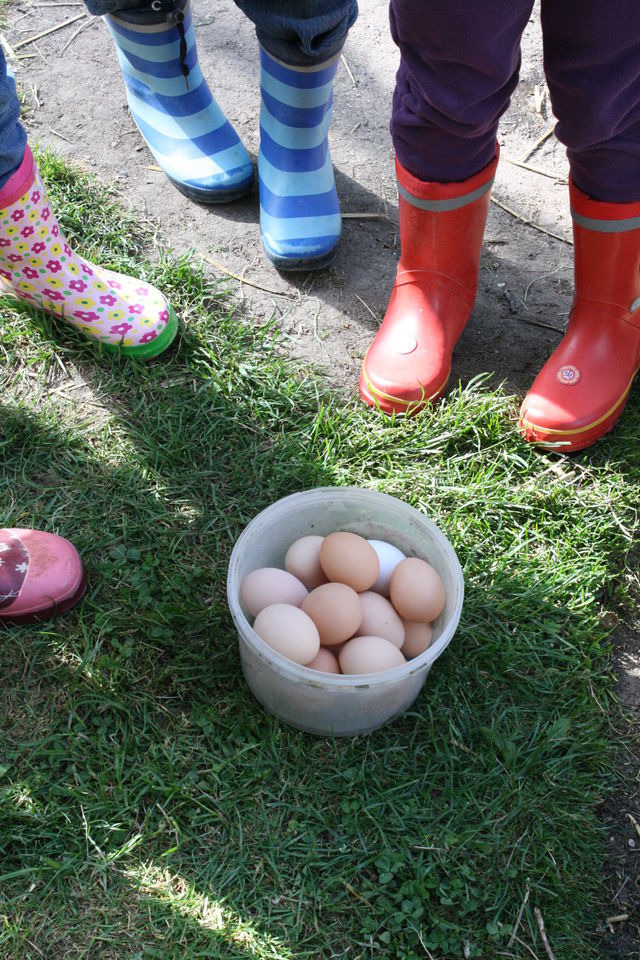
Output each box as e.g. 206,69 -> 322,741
368,539 -> 406,596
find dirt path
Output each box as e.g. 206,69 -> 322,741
5,1 -> 639,953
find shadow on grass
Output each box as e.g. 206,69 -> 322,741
0,352 -> 630,960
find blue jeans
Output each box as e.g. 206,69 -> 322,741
0,50 -> 27,189
83,0 -> 358,65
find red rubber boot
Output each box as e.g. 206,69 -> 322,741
519,181 -> 640,452
360,151 -> 498,414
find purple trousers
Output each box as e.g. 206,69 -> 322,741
390,0 -> 640,202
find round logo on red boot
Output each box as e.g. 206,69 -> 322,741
556,364 -> 581,386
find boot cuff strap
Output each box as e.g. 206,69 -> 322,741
108,0 -> 188,27
0,146 -> 34,209
570,176 -> 640,231
395,145 -> 499,205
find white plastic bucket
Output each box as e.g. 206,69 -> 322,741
227,487 -> 464,736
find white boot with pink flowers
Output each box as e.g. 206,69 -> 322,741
0,147 -> 177,357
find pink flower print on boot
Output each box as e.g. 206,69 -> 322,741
0,147 -> 177,358
110,322 -> 133,337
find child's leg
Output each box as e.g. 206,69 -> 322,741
520,0 -> 640,450
0,50 -> 176,358
0,52 -> 27,189
390,0 -> 534,182
361,0 -> 533,414
234,0 -> 358,269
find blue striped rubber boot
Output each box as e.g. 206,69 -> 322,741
258,47 -> 342,271
105,0 -> 253,204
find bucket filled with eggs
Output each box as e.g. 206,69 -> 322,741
227,487 -> 463,736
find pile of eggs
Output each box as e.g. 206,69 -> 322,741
240,531 -> 446,676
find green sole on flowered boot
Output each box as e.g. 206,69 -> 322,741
100,304 -> 178,358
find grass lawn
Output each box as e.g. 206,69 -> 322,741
0,151 -> 638,960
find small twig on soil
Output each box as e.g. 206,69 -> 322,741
142,164 -> 162,172
354,291 -> 378,322
35,43 -> 50,63
627,812 -> 640,838
13,13 -> 87,49
49,127 -> 74,143
513,315 -> 564,334
490,196 -> 572,245
508,886 -> 530,947
340,53 -> 356,86
502,155 -> 568,183
534,908 -> 556,960
520,124 -> 555,163
523,264 -> 564,303
205,255 -> 296,298
342,211 -> 396,223
0,32 -> 18,62
31,83 -> 41,108
612,875 -> 630,902
605,914 -> 629,924
60,15 -> 96,53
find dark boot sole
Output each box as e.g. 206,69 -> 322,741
169,176 -> 254,206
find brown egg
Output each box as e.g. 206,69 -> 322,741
319,531 -> 379,592
301,582 -> 363,646
253,603 -> 320,664
240,567 -> 308,618
339,636 -> 406,675
401,620 -> 433,658
305,647 -> 341,674
330,641 -> 347,657
389,558 -> 446,622
285,535 -> 327,590
355,591 -> 405,649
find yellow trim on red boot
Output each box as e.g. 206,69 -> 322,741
519,370 -> 637,438
361,352 -> 450,413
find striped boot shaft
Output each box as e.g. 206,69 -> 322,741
258,47 -> 342,271
106,1 -> 253,204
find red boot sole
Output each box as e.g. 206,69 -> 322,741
359,361 -> 449,416
519,374 -> 636,453
0,567 -> 87,626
